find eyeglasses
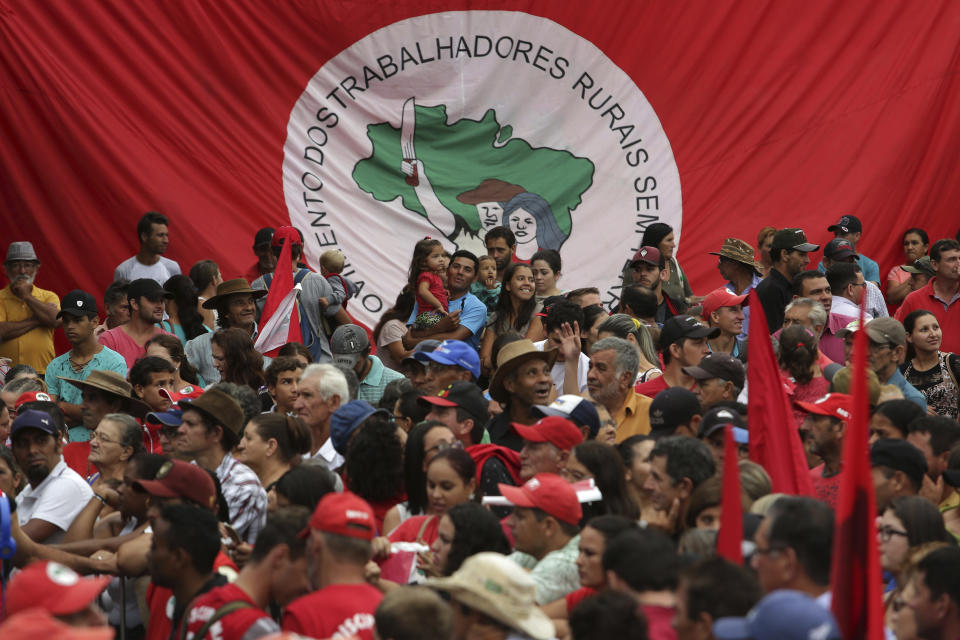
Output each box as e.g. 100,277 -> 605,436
90,430 -> 120,445
878,525 -> 909,542
753,545 -> 786,557
425,440 -> 464,456
868,341 -> 894,352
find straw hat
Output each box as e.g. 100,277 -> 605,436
59,370 -> 150,418
427,552 -> 555,640
488,339 -> 557,403
201,278 -> 267,309
708,237 -> 762,273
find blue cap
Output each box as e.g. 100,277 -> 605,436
713,590 -> 840,640
10,409 -> 58,438
414,339 -> 481,380
330,400 -> 389,455
145,408 -> 183,427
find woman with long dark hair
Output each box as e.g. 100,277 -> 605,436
431,502 -> 510,576
902,309 -> 959,419
382,420 -> 457,533
210,328 -> 265,393
161,274 -> 209,341
480,262 -> 544,372
878,496 -> 953,592
374,288 -> 417,372
565,441 -> 640,521
344,412 -> 405,533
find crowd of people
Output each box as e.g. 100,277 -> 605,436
0,210 -> 959,640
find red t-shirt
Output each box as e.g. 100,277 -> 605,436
634,375 -> 670,398
809,464 -> 843,510
641,604 -> 678,640
146,551 -> 239,640
565,586 -> 598,613
182,583 -> 278,639
63,441 -> 93,478
282,583 -> 383,639
895,278 -> 960,355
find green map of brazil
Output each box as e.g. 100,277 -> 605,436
353,102 -> 594,260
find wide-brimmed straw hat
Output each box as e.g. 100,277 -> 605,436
426,552 -> 555,640
59,370 -> 150,418
488,339 -> 557,403
201,278 -> 267,309
708,237 -> 762,273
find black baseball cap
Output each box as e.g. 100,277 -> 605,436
683,352 -> 745,389
418,381 -> 490,426
770,228 -> 819,253
698,406 -> 747,439
658,315 -> 719,350
127,278 -> 173,302
649,387 -> 701,433
871,438 -> 927,489
253,227 -> 275,249
57,289 -> 99,319
827,214 -> 863,234
823,238 -> 858,261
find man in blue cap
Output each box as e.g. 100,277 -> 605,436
414,339 -> 481,394
11,410 -> 93,543
713,589 -> 841,640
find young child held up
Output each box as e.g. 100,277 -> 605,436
318,249 -> 359,309
409,237 -> 449,329
470,253 -> 501,318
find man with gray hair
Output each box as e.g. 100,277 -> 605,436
294,363 -> 350,470
783,297 -> 827,336
0,241 -> 61,374
586,336 -> 651,442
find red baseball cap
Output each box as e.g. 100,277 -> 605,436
701,288 -> 748,319
498,473 -> 582,525
5,561 -> 110,617
512,416 -> 584,451
14,391 -> 53,410
159,385 -> 204,404
0,608 -> 113,640
133,459 -> 218,512
301,491 -> 375,540
796,393 -> 853,421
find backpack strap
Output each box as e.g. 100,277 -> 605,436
180,599 -> 255,640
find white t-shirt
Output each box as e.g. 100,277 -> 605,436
113,255 -> 181,284
533,340 -> 590,394
16,457 -> 93,543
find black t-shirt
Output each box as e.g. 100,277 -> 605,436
755,269 -> 793,333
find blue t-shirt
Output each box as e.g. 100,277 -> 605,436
407,292 -> 486,351
46,347 -> 128,441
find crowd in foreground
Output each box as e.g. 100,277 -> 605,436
0,211 -> 959,640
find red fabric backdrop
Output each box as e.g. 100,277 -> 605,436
2,1 -> 959,313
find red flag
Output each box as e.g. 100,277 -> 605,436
716,426 -> 743,564
254,229 -> 302,357
830,293 -> 885,639
747,289 -> 814,496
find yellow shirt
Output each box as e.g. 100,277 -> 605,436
940,489 -> 959,514
0,284 -> 59,373
614,388 -> 652,443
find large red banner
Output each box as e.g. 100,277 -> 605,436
2,1 -> 959,324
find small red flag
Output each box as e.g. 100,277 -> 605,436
716,426 -> 743,564
830,292 -> 885,639
254,228 -> 302,357
747,289 -> 814,496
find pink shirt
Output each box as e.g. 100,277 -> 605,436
98,325 -> 171,368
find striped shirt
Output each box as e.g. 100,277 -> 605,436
216,453 -> 267,544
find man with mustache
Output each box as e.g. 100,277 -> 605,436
113,211 -> 182,284
0,241 -> 61,374
11,409 -> 93,543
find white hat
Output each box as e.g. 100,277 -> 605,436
426,552 -> 555,639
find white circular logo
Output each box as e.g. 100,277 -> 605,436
283,11 -> 681,326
